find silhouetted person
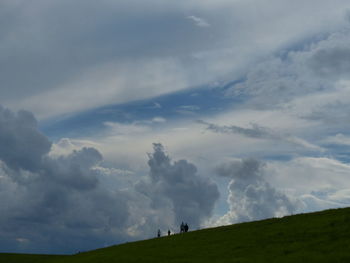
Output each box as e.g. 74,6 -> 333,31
180,222 -> 185,233
157,229 -> 161,237
168,229 -> 171,236
184,223 -> 189,233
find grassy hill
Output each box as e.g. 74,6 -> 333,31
2,207 -> 350,263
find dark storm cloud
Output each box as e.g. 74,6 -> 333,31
216,159 -> 297,223
0,106 -> 129,253
136,143 -> 219,228
42,147 -> 101,190
0,106 -> 51,171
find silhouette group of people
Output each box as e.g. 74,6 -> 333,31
180,222 -> 189,233
157,222 -> 189,237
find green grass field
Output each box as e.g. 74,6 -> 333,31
2,207 -> 350,263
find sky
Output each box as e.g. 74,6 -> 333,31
1,0 -> 350,254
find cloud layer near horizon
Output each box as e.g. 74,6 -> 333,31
0,106 -> 219,253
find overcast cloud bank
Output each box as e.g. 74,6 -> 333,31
2,102 -> 350,253
2,0 -> 349,118
0,106 -> 219,253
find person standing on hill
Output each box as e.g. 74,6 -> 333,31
180,222 -> 185,233
184,223 -> 189,233
168,229 -> 171,236
157,229 -> 161,237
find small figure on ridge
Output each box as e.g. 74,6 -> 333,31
180,222 -> 185,233
184,223 -> 189,233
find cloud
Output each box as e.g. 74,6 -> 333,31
0,106 -> 51,172
197,120 -> 323,151
187,15 -> 210,27
322,133 -> 350,146
198,119 -> 272,139
179,105 -> 201,111
15,59 -> 190,119
176,105 -> 201,115
0,106 -> 131,253
309,46 -> 350,79
136,143 -> 219,228
215,159 -> 299,225
103,118 -> 168,137
224,29 -> 350,122
0,106 -> 222,253
151,102 -> 162,109
49,138 -> 101,158
104,121 -> 152,135
262,157 -> 350,214
286,81 -> 350,127
299,191 -> 347,212
3,0 -> 349,118
152,117 -> 167,123
266,157 -> 350,193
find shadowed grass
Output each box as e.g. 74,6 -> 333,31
0,253 -> 64,263
2,207 -> 350,262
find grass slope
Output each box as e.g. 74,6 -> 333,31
0,253 -> 64,263
2,207 -> 350,263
